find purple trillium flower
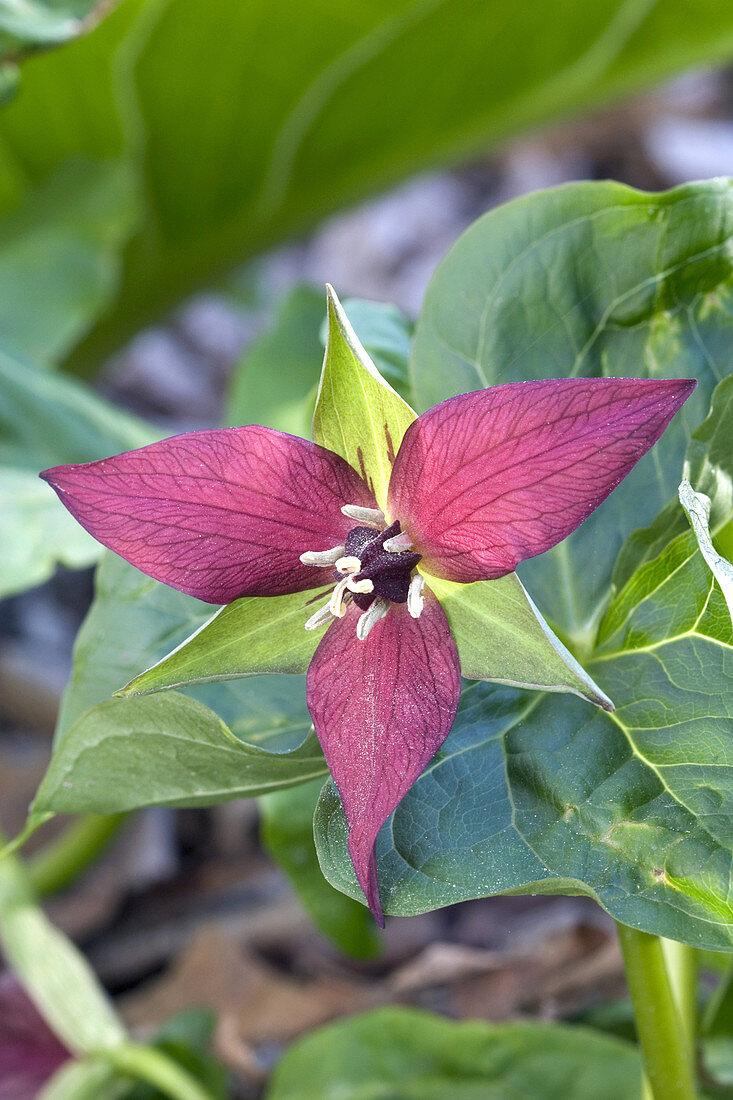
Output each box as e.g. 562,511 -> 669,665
0,974 -> 70,1098
41,327 -> 694,924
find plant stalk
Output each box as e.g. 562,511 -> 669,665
28,814 -> 128,896
108,1043 -> 215,1100
661,938 -> 697,1048
616,922 -> 697,1100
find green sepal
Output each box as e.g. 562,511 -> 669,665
119,587 -> 327,696
312,285 -> 416,512
425,571 -> 612,710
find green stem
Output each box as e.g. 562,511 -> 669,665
28,814 -> 128,896
616,923 -> 697,1100
108,1043 -> 215,1100
662,938 -> 697,1048
0,813 -> 53,861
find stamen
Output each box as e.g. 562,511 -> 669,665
356,598 -> 390,640
304,603 -> 334,631
329,575 -> 352,618
300,545 -> 345,567
383,531 -> 414,553
335,555 -> 361,575
407,574 -> 425,619
346,576 -> 374,594
341,504 -> 385,527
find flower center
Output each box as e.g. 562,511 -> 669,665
300,505 -> 424,639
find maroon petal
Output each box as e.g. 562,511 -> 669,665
306,593 -> 461,924
41,427 -> 376,603
388,378 -> 695,583
0,974 -> 70,1099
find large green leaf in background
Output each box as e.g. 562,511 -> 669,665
0,158 -> 136,364
265,1008 -> 642,1100
315,370 -> 733,949
411,179 -> 733,646
3,0 -> 733,361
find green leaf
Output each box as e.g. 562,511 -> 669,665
225,284 -> 324,438
119,588 -> 326,695
0,340 -> 156,597
4,1 -> 733,358
410,179 -> 733,642
34,692 -> 327,815
56,552 -> 313,754
425,572 -> 612,710
317,510 -> 733,947
265,1008 -> 642,1100
312,286 -> 415,511
260,780 -> 380,960
0,158 -> 137,364
679,479 -> 733,621
0,854 -> 126,1055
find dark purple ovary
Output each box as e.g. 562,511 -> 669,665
342,522 -> 421,609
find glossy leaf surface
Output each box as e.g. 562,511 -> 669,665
411,179 -> 733,639
316,530 -> 733,947
315,364 -> 733,946
266,1008 -> 642,1100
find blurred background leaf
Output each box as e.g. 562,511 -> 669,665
3,0 -> 733,366
0,341 -> 155,597
265,1008 -> 643,1100
0,158 -> 137,364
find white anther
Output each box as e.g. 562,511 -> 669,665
341,504 -> 385,528
304,603 -> 334,631
356,598 -> 390,641
383,531 -> 414,553
335,555 -> 361,575
300,545 -> 345,567
407,574 -> 425,619
346,576 -> 374,595
328,575 -> 352,618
